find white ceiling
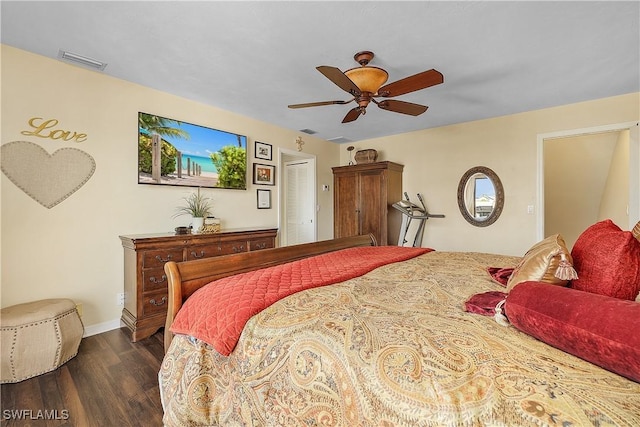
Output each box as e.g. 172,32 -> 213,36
2,1 -> 638,143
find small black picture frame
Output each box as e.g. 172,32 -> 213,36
257,189 -> 271,209
253,163 -> 275,186
254,141 -> 272,161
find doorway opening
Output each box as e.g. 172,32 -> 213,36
537,121 -> 639,247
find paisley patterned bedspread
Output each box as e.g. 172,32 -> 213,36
159,251 -> 640,426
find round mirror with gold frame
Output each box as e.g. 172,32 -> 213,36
457,166 -> 504,227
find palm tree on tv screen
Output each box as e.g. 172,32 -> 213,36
138,113 -> 190,176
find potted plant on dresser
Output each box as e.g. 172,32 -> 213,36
173,188 -> 213,234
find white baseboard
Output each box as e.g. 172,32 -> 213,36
82,318 -> 123,337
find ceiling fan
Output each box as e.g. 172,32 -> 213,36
288,51 -> 444,123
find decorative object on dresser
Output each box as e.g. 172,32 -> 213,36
119,228 -> 277,341
354,148 -> 378,164
332,161 -> 403,246
174,226 -> 190,235
200,216 -> 221,233
172,188 -> 213,234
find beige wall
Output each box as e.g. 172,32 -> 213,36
0,45 -> 338,333
340,93 -> 639,255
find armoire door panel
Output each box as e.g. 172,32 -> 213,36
359,171 -> 385,241
334,172 -> 360,238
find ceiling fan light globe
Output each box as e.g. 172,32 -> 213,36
344,66 -> 388,94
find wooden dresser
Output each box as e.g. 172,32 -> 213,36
333,161 -> 403,246
119,227 -> 278,341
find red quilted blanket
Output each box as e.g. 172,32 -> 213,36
170,245 -> 432,356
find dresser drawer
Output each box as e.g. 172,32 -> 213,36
216,240 -> 248,255
142,248 -> 183,268
142,267 -> 168,292
186,243 -> 224,260
250,238 -> 275,251
141,290 -> 169,317
186,240 -> 247,260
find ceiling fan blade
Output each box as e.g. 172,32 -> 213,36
342,107 -> 363,123
376,99 -> 428,116
288,99 -> 353,109
317,66 -> 361,96
377,69 -> 443,97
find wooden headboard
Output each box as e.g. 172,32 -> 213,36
163,234 -> 377,351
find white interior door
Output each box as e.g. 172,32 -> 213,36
283,158 -> 316,245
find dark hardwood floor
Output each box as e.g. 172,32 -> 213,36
1,328 -> 165,426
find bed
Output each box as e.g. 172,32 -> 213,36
158,233 -> 640,426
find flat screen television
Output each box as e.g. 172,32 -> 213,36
138,112 -> 247,189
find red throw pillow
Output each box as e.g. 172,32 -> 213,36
570,219 -> 640,301
464,291 -> 508,316
505,281 -> 640,383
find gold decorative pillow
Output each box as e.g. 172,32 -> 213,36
506,234 -> 577,292
632,221 -> 640,242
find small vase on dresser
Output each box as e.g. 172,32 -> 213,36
191,216 -> 205,234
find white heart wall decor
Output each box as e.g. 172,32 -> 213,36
1,141 -> 96,208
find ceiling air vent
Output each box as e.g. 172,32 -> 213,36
58,50 -> 108,71
327,137 -> 352,144
299,129 -> 317,135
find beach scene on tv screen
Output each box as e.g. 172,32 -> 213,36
138,112 -> 247,189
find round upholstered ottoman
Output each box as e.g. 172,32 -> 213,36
1,299 -> 84,383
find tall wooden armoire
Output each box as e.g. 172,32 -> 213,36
332,161 -> 403,246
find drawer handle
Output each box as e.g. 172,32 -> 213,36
149,296 -> 167,306
155,254 -> 173,263
191,251 -> 205,258
232,245 -> 245,253
149,275 -> 167,284
255,242 -> 267,250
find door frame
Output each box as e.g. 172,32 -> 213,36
278,148 -> 317,246
536,121 -> 639,240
